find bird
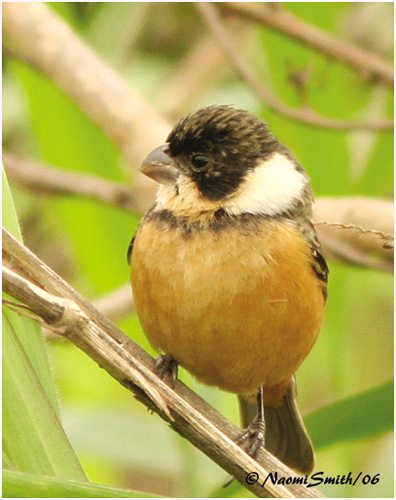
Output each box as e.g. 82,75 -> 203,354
128,105 -> 328,474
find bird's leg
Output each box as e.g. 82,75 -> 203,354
154,354 -> 179,388
236,386 -> 266,459
223,388 -> 266,488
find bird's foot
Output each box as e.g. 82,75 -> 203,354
237,413 -> 266,460
154,354 -> 179,388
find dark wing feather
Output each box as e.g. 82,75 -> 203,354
127,236 -> 135,265
311,246 -> 329,283
291,218 -> 329,300
310,236 -> 329,301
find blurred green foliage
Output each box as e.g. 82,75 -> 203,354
3,2 -> 393,498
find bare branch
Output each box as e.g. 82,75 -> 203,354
3,153 -> 139,212
2,1 -> 161,211
3,268 -> 65,323
218,2 -> 394,88
47,284 -> 134,339
2,228 -> 325,498
315,231 -> 393,273
196,3 -> 393,131
2,3 -> 167,163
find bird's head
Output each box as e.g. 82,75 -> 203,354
140,105 -> 312,217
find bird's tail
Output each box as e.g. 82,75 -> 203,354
238,376 -> 314,474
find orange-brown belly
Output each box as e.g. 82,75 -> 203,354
131,218 -> 325,396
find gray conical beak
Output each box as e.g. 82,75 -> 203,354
139,144 -> 180,185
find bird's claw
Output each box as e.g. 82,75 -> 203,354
154,354 -> 179,388
237,415 -> 266,460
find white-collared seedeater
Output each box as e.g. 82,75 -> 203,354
128,105 -> 328,474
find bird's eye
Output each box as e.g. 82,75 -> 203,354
191,154 -> 209,171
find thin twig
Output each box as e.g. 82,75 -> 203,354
196,3 -> 393,131
313,220 -> 394,248
218,2 -> 394,88
2,228 -> 325,498
313,197 -> 394,267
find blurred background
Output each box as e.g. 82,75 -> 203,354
3,2 -> 393,498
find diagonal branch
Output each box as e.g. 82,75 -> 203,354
2,1 -> 161,211
196,3 -> 393,131
2,228 -> 325,498
2,2 -> 169,165
218,2 -> 394,88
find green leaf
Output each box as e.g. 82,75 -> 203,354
2,166 -> 86,479
2,313 -> 86,479
306,380 -> 393,450
2,469 -> 160,498
3,167 -> 60,410
2,166 -> 23,241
